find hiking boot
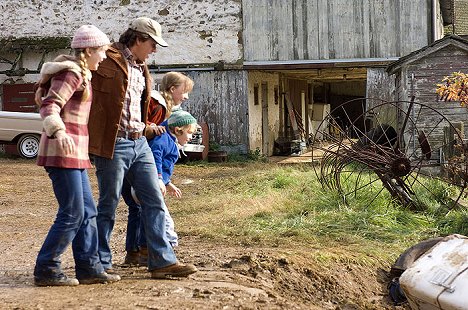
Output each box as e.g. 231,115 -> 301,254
78,272 -> 121,285
150,263 -> 198,279
123,250 -> 140,266
34,274 -> 79,287
139,246 -> 148,267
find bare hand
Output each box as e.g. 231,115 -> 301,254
153,125 -> 166,136
167,183 -> 182,198
55,130 -> 76,155
159,179 -> 167,196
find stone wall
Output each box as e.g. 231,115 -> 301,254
0,0 -> 243,65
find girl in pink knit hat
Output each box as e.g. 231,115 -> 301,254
33,25 -> 120,286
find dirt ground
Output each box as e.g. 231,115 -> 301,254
0,158 -> 409,310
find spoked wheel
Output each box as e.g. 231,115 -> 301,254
17,134 -> 40,159
311,98 -> 467,210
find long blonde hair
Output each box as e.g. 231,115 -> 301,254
75,49 -> 90,101
160,72 -> 194,118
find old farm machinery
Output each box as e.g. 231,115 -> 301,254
311,98 -> 468,210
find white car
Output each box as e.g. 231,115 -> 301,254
0,111 -> 43,158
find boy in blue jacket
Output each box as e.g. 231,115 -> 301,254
131,109 -> 197,262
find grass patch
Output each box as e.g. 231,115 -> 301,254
171,162 -> 464,265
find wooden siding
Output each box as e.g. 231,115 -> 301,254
393,44 -> 468,157
242,0 -> 432,61
405,45 -> 468,136
366,68 -> 395,103
183,71 -> 249,153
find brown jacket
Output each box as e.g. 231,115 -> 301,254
88,43 -> 153,159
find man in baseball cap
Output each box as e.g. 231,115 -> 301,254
129,17 -> 168,47
88,16 -> 198,280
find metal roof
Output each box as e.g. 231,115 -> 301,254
243,58 -> 399,70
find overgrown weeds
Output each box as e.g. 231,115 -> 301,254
171,162 -> 466,265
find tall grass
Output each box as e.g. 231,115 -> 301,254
171,162 -> 467,263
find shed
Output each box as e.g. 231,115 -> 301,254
386,35 -> 468,159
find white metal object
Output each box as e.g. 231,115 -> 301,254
0,111 -> 42,142
400,234 -> 468,310
183,144 -> 205,152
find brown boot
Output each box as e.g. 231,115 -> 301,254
150,262 -> 198,279
138,246 -> 148,267
78,272 -> 121,285
123,250 -> 140,266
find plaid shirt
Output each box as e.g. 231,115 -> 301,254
119,47 -> 146,133
37,70 -> 92,168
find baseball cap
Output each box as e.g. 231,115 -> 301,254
129,17 -> 168,47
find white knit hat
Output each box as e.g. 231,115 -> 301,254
71,25 -> 110,49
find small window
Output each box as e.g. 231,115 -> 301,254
254,84 -> 259,105
274,86 -> 279,105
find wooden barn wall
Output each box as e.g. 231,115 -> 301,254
366,68 -> 395,102
366,68 -> 397,125
183,70 -> 249,153
242,0 -> 432,61
394,44 -> 468,159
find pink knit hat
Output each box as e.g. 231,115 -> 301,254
71,25 -> 110,49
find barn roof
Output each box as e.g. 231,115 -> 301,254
386,34 -> 468,75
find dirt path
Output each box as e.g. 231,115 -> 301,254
0,158 -> 408,309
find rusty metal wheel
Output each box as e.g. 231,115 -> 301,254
311,98 -> 467,210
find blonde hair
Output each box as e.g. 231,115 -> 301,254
160,72 -> 194,118
75,49 -> 90,101
170,123 -> 197,136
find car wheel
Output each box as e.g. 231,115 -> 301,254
17,134 -> 40,159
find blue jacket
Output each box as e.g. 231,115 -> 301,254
148,130 -> 179,185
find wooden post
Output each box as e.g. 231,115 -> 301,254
284,93 -> 301,140
441,122 -> 465,182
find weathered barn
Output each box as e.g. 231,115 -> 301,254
0,0 -> 460,156
386,35 -> 468,145
241,0 -> 451,155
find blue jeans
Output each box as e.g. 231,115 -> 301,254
121,178 -> 141,252
123,180 -> 179,250
93,137 -> 177,270
34,168 -> 104,279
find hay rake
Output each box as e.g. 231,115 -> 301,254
311,98 -> 468,210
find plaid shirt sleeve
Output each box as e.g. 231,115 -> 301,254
40,71 -> 82,119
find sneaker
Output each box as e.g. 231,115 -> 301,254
150,263 -> 198,279
34,274 -> 79,287
123,250 -> 140,266
78,272 -> 121,285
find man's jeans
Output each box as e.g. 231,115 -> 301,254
93,137 -> 177,270
34,168 -> 104,279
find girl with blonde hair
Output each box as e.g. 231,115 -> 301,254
34,25 -> 120,286
146,71 -> 194,137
